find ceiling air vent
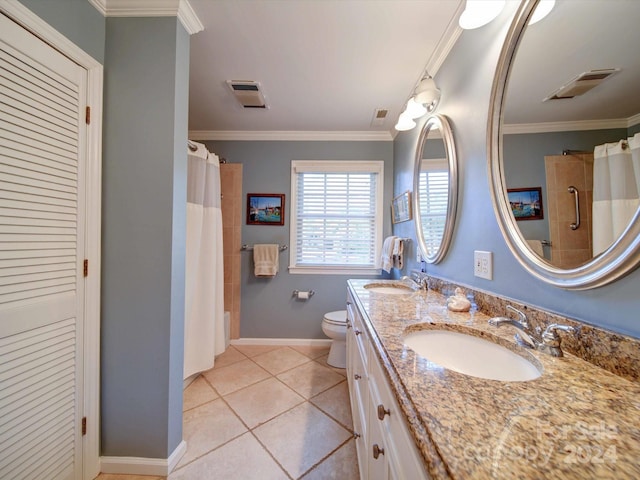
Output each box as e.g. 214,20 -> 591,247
226,80 -> 268,109
371,108 -> 389,127
543,68 -> 620,101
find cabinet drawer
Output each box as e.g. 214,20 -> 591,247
369,352 -> 429,480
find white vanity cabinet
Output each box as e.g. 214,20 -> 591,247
346,291 -> 429,480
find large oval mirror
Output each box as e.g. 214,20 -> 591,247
414,115 -> 458,263
488,0 -> 640,289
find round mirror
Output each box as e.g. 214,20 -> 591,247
488,0 -> 640,289
414,115 -> 458,263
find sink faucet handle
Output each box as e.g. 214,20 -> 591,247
543,323 -> 576,338
506,305 -> 528,327
541,323 -> 576,357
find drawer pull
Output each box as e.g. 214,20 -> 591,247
354,329 -> 362,336
377,404 -> 390,420
354,374 -> 362,380
372,444 -> 385,459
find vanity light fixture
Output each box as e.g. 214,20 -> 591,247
394,111 -> 416,131
458,0 -> 505,30
414,76 -> 441,112
528,0 -> 555,25
395,74 -> 441,132
404,97 -> 428,119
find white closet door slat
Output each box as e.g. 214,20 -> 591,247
0,128 -> 77,160
0,142 -> 78,171
0,98 -> 76,140
0,73 -> 77,129
1,150 -> 77,179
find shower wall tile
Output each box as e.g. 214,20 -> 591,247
221,163 -> 243,339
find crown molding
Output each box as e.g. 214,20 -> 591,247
188,130 -> 394,142
503,118 -> 631,135
88,0 -> 203,34
425,2 -> 465,76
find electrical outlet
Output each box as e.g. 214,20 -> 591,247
474,251 -> 493,280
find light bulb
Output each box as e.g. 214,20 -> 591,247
529,0 -> 555,25
404,97 -> 427,119
459,0 -> 506,30
395,112 -> 416,131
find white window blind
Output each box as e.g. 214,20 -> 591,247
418,159 -> 449,255
290,161 -> 383,274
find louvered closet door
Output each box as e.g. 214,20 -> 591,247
0,13 -> 86,480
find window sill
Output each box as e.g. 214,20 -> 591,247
288,266 -> 382,276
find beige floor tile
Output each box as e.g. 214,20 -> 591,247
183,375 -> 218,411
291,344 -> 331,359
169,432 -> 288,480
310,380 -> 353,429
300,439 -> 360,480
96,476 -> 163,480
202,358 -> 270,395
233,344 -> 281,358
277,361 -> 345,399
176,398 -> 247,469
212,345 -> 247,368
254,402 -> 352,479
315,354 -> 347,376
252,346 -> 311,375
225,377 -> 305,428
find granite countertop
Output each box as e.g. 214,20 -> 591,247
347,279 -> 640,479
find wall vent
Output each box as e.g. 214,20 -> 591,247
543,68 -> 620,101
226,80 -> 268,108
371,108 -> 389,126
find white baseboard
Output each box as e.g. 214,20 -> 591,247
231,338 -> 332,347
100,440 -> 187,476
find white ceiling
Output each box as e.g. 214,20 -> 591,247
187,0 -> 464,139
504,0 -> 640,130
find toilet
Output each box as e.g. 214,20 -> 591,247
321,310 -> 348,368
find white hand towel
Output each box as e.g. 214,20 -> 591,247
381,236 -> 397,273
392,238 -> 404,269
254,244 -> 279,277
526,239 -> 544,257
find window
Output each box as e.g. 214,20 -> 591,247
289,161 -> 384,274
418,158 -> 449,255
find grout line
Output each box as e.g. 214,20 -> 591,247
181,346 -> 354,479
297,436 -> 356,480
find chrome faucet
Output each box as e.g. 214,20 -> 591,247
488,306 -> 576,357
401,273 -> 428,291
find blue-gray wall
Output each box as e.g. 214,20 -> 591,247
393,3 -> 640,339
101,17 -> 188,457
18,0 -> 105,63
205,140 -> 394,338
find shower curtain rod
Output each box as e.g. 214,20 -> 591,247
187,140 -> 228,163
563,140 -> 628,156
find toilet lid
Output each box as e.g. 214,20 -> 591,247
324,310 -> 347,325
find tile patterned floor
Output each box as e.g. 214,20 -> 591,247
96,345 -> 359,480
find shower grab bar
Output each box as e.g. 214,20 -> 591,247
241,244 -> 288,251
568,186 -> 580,230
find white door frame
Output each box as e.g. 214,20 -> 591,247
0,1 -> 103,478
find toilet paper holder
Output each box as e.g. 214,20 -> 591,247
293,290 -> 315,299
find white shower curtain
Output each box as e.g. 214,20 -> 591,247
184,142 -> 225,379
592,133 -> 640,256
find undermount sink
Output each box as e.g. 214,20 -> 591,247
403,329 -> 542,382
364,282 -> 415,295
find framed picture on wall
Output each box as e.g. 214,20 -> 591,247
246,193 -> 285,225
392,191 -> 412,224
507,187 -> 543,221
